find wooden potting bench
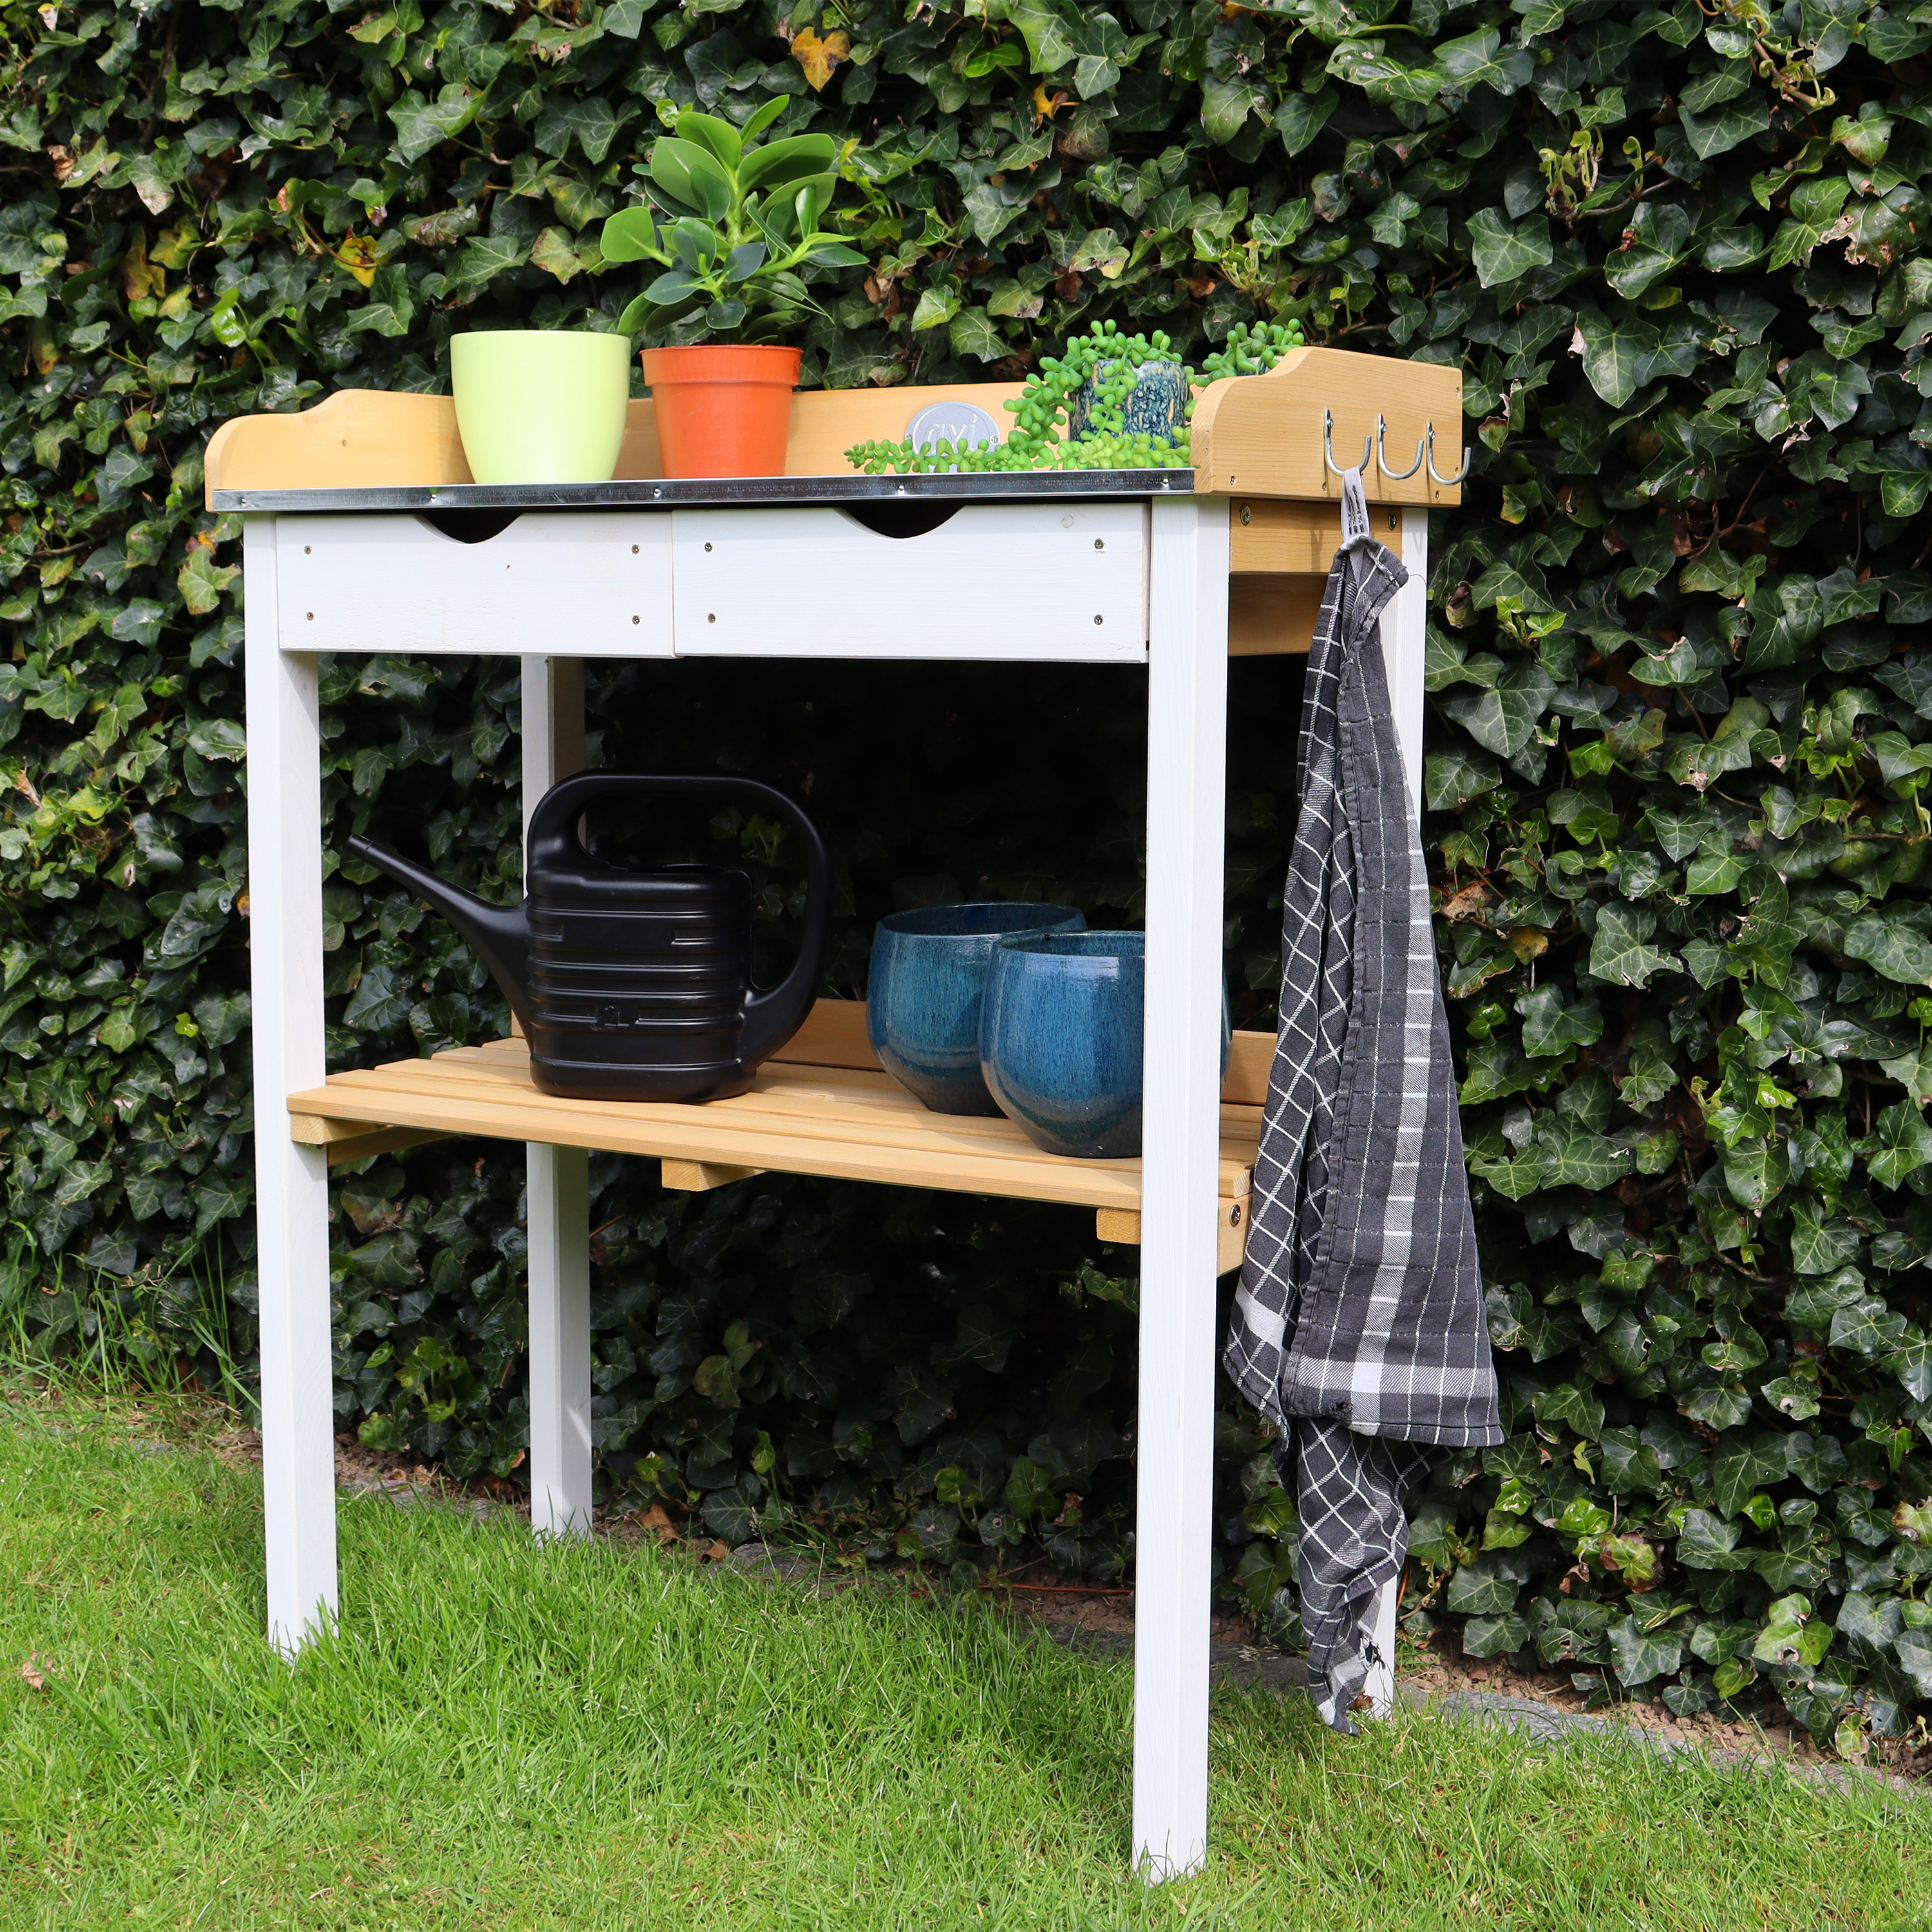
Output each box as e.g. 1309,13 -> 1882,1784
212,346 -> 1461,1878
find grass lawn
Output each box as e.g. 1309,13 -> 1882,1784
1,1383 -> 1927,1931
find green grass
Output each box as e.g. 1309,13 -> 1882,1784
1,1383 -> 1927,1932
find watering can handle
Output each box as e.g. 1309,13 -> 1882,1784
526,772 -> 832,1067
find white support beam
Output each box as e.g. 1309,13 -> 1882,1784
245,515 -> 337,1655
1381,506 -> 1430,828
521,656 -> 592,1539
1133,495 -> 1231,1879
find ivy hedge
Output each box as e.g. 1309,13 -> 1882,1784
6,0 -> 1932,1751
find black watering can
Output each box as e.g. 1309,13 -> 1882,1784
348,773 -> 831,1104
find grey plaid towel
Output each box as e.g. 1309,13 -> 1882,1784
1223,531 -> 1501,1733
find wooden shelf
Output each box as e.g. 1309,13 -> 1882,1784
289,999 -> 1266,1273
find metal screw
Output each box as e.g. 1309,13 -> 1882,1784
705,542 -> 713,552
306,611 -> 314,621
1094,614 -> 1103,626
1231,1202 -> 1242,1226
1094,538 -> 1104,550
1238,505 -> 1251,525
1388,509 -> 1399,530
631,616 -> 640,626
304,544 -> 312,553
708,613 -> 716,623
631,544 -> 639,554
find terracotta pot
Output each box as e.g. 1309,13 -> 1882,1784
641,344 -> 801,479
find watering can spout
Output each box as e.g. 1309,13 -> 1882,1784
346,835 -> 533,1032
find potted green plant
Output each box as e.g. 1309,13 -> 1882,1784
598,100 -> 865,478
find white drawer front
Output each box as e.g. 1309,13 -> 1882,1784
274,513 -> 675,656
670,502 -> 1149,661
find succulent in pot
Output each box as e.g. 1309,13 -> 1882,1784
598,100 -> 866,478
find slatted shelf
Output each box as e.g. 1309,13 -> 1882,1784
289,999 -> 1267,1273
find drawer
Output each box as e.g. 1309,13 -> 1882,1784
274,513 -> 674,656
670,501 -> 1149,661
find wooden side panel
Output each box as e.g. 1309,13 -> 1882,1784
207,381 -> 1030,500
1228,576 -> 1320,658
207,390 -> 474,494
784,381 -> 1025,475
1191,348 -> 1463,506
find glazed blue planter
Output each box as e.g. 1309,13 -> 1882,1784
981,932 -> 1230,1160
1067,359 -> 1189,444
868,902 -> 1086,1115
983,931 -> 1147,1159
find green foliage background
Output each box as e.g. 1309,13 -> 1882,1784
6,0 -> 1932,1750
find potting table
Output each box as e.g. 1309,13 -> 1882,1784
212,346 -> 1461,1877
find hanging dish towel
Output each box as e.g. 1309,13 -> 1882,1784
1223,492 -> 1501,1733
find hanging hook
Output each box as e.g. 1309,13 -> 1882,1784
1376,413 -> 1425,481
1323,408 -> 1372,478
1425,421 -> 1472,486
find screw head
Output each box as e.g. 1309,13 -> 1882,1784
708,613 -> 717,623
1094,614 -> 1103,626
631,616 -> 640,626
1238,505 -> 1251,525
1094,538 -> 1104,550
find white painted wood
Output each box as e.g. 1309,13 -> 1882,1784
671,502 -> 1150,661
1380,507 -> 1430,826
245,515 -> 338,1655
1133,495 -> 1230,1880
522,656 -> 593,1539
277,513 -> 676,658
1361,1572 -> 1401,1720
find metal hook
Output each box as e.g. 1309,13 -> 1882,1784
1323,408 -> 1372,478
1376,413 -> 1425,482
1425,421 -> 1472,487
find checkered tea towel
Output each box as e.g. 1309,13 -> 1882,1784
1222,526 -> 1501,1732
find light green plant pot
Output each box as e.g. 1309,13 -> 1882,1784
451,330 -> 630,485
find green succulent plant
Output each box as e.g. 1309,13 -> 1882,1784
598,102 -> 867,345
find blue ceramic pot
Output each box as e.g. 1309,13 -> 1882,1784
981,933 -> 1231,1160
868,902 -> 1086,1115
981,931 -> 1145,1159
1067,359 -> 1190,444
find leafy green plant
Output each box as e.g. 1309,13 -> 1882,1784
846,318 -> 1304,473
598,100 -> 866,343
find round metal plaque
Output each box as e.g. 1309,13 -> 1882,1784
904,400 -> 1003,464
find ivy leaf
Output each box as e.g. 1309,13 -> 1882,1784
388,84 -> 480,166
1274,88 -> 1337,156
1609,1615 -> 1685,1686
534,97 -> 625,166
1516,985 -> 1603,1057
1680,93 -> 1772,160
1588,904 -> 1676,988
177,547 -> 238,616
1424,746 -> 1502,811
1676,1507 -> 1753,1569
1844,911 -> 1932,987
1436,26 -> 1536,95
1859,1100 -> 1932,1189
1438,656 -> 1555,755
1467,208 -> 1553,289
1602,199 -> 1692,298
1767,175 -> 1852,271
909,283 -> 961,332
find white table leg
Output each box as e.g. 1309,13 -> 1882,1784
1133,497 -> 1230,1879
1361,1572 -> 1402,1719
521,655 -> 592,1537
245,515 -> 337,1654
1382,507 -> 1431,828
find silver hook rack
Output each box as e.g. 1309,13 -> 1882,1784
1376,413 -> 1425,482
1322,408 -> 1372,478
1426,421 -> 1472,487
